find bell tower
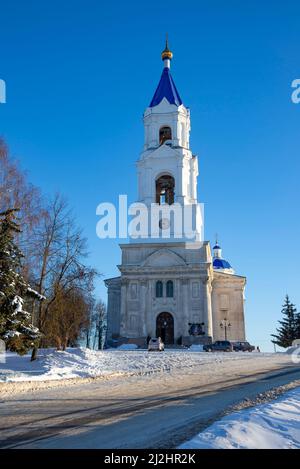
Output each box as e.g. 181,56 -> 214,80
136,39 -> 202,242
105,39 -> 247,349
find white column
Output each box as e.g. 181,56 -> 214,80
150,123 -> 157,147
176,162 -> 184,204
203,278 -> 213,338
144,167 -> 153,206
144,124 -> 149,148
173,118 -> 180,146
120,280 -> 128,336
140,280 -> 147,336
146,280 -> 154,336
182,279 -> 189,336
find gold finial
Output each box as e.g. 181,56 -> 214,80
161,33 -> 173,61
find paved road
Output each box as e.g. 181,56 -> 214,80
1,363 -> 300,449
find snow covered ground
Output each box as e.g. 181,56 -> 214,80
1,348 -> 299,449
180,386 -> 300,449
0,347 -> 291,383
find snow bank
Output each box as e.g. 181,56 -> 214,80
0,347 -> 290,385
286,345 -> 300,355
117,344 -> 138,350
189,344 -> 204,352
180,387 -> 300,449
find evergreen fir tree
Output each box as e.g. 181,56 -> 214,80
0,209 -> 44,355
271,295 -> 298,348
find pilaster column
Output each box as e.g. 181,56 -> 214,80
182,279 -> 189,336
144,167 -> 153,206
106,287 -> 113,340
146,280 -> 154,336
202,277 -> 213,338
120,279 -> 128,336
140,279 -> 147,336
150,123 -> 157,147
173,118 -> 180,146
176,162 -> 184,204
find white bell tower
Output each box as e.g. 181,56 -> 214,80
105,39 -> 247,349
135,39 -> 203,242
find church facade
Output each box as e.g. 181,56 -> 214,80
105,41 -> 246,347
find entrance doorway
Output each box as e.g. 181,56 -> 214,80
156,312 -> 174,345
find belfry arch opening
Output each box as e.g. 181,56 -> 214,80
159,126 -> 172,145
156,174 -> 175,205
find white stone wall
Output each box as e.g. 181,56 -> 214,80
115,241 -> 213,341
211,272 -> 246,341
105,244 -> 247,344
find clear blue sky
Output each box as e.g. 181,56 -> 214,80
1,0 -> 299,351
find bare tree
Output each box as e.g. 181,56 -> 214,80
83,296 -> 97,349
82,299 -> 106,350
95,300 -> 107,350
0,138 -> 46,355
30,194 -> 99,358
30,195 -> 69,327
0,138 -> 45,256
0,139 -> 101,359
45,287 -> 90,350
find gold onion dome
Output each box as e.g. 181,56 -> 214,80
161,36 -> 173,61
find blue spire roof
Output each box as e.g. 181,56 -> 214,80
150,67 -> 183,107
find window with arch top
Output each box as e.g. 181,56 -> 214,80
166,280 -> 174,298
156,281 -> 163,298
159,126 -> 172,145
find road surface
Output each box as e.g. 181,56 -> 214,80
0,358 -> 300,448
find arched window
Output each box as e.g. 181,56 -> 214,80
156,281 -> 163,298
166,280 -> 174,298
156,174 -> 175,205
159,126 -> 172,145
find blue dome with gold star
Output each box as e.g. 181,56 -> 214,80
212,240 -> 234,272
213,258 -> 232,270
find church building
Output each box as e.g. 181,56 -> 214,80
105,41 -> 246,347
